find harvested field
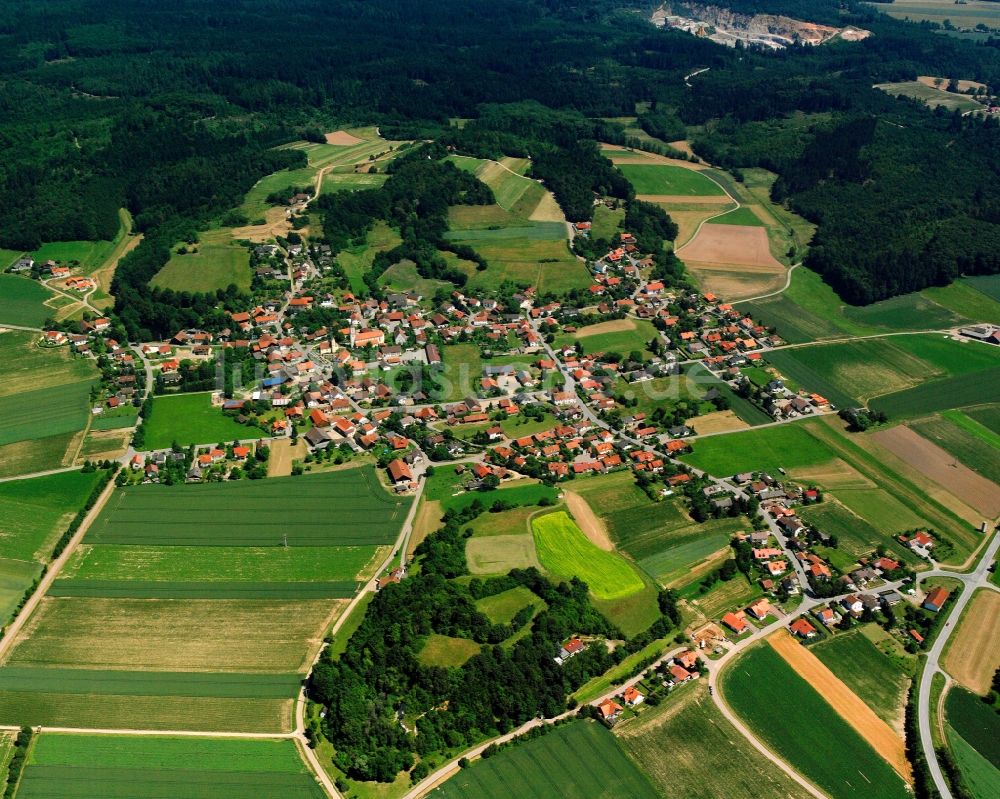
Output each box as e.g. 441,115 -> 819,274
409,499 -> 443,557
5,597 -> 344,673
678,223 -> 784,268
528,190 -> 565,221
325,130 -> 364,145
769,628 -> 910,780
917,75 -> 987,92
573,318 -> 638,337
788,458 -> 875,490
266,438 -> 306,477
466,533 -> 541,574
943,589 -> 1000,694
690,409 -> 750,435
563,491 -> 612,551
687,263 -> 787,302
871,425 -> 1000,518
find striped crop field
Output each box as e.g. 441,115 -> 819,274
16,733 -> 325,799
47,579 -> 358,599
88,467 -> 409,546
429,720 -> 658,799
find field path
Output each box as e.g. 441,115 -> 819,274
562,490 -> 613,551
768,628 -> 911,781
0,476 -> 117,663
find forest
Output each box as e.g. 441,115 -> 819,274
307,498 -> 680,783
3,0 -> 1000,327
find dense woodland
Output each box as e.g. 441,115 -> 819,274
4,0 -> 1000,320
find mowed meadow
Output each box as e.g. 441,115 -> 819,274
15,733 -> 326,799
0,330 -> 97,478
0,467 -> 409,733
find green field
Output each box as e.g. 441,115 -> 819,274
871,366 -> 1000,419
466,533 -> 542,575
0,469 -> 104,624
337,221 -> 402,295
322,171 -> 388,194
0,667 -> 300,698
89,467 -> 407,547
922,281 -> 1000,324
447,155 -> 538,210
16,734 -> 325,799
869,0 -> 1000,29
558,318 -> 659,360
617,164 -> 725,196
765,334 -> 1000,410
616,682 -> 811,799
440,342 -> 484,401
799,499 -> 922,569
722,645 -> 910,799
417,634 -> 482,668
142,391 -> 252,449
0,330 -> 96,458
875,80 -> 983,113
32,239 -> 117,273
475,586 -> 544,624
152,229 -> 251,293
812,628 -> 910,726
964,403 -> 1000,435
681,422 -> 832,475
378,259 -> 452,298
6,597 -> 337,674
62,544 -> 380,583
963,274 -> 1000,303
910,413 -> 1000,485
532,511 -> 645,600
446,188 -> 587,293
422,469 -> 558,516
429,720 -> 658,799
946,687 -> 1000,769
47,579 -> 357,599
240,165 -> 319,220
637,517 -> 748,586
711,206 -> 765,226
591,204 -> 624,240
948,726 -> 1000,799
0,275 -> 57,327
738,267 -> 973,344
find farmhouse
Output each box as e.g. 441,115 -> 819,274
386,458 -> 413,485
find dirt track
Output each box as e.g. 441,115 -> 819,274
563,490 -> 613,551
872,426 -> 1000,518
942,589 -> 1000,694
769,629 -> 912,782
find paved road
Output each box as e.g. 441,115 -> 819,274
915,529 -> 1000,799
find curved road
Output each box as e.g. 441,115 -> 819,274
915,529 -> 1000,799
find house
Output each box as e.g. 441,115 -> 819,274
721,612 -> 748,635
387,458 -> 413,485
557,637 -> 585,663
304,427 -> 332,450
376,566 -> 405,591
815,607 -> 837,627
597,699 -> 622,722
909,629 -> 925,645
668,664 -> 694,685
43,330 -> 67,346
923,586 -> 950,613
747,598 -> 771,621
675,650 -> 699,670
841,595 -> 864,615
622,686 -> 644,707
789,618 -> 817,639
